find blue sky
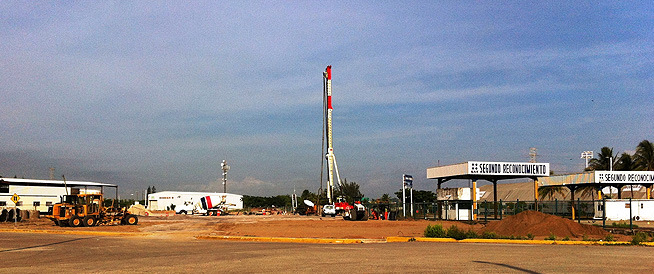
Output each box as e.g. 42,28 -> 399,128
1,2 -> 652,198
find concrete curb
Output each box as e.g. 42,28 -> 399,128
0,228 -> 149,237
3,229 -> 653,246
387,236 -> 654,246
196,235 -> 385,244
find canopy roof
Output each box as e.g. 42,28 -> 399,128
427,161 -> 550,182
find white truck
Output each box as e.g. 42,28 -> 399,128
322,204 -> 336,217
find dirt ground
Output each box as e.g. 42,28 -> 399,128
0,211 -> 636,241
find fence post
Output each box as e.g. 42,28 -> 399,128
577,198 -> 581,223
602,198 -> 606,229
555,199 -> 558,216
629,197 -> 633,232
515,199 -> 519,215
444,201 -> 449,220
499,200 -> 503,220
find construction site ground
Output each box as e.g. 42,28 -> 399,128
0,211 -> 646,242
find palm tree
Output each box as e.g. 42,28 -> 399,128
586,147 -> 618,171
575,185 -> 599,200
634,140 -> 654,171
615,152 -> 636,171
334,179 -> 363,203
538,185 -> 566,200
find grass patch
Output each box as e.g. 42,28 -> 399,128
611,221 -> 638,229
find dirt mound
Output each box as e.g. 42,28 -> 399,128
128,204 -> 148,215
484,211 -> 607,238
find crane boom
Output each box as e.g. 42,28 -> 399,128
323,65 -> 339,204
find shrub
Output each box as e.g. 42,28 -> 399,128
545,233 -> 556,241
424,224 -> 446,238
465,230 -> 479,239
446,225 -> 467,240
611,221 -> 638,229
604,234 -> 614,242
562,236 -> 570,241
631,232 -> 648,245
582,234 -> 590,241
526,233 -> 535,240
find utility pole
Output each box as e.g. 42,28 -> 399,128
49,167 -> 55,180
221,160 -> 230,193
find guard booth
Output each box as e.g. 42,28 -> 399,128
427,161 -> 550,221
437,187 -> 481,220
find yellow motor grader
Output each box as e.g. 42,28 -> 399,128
46,193 -> 138,227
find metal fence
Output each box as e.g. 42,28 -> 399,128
363,199 -> 601,222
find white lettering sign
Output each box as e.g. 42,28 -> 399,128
468,161 -> 549,176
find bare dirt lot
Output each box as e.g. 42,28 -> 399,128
0,211 -> 633,241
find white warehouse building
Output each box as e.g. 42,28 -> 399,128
0,177 -> 117,214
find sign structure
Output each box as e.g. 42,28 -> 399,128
595,171 -> 654,184
403,174 -> 413,188
468,161 -> 549,176
11,193 -> 20,204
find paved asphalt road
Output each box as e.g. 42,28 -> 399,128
1,232 -> 653,273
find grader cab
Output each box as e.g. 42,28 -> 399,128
47,193 -> 138,227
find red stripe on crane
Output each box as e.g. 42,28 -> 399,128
326,65 -> 331,80
328,96 -> 332,109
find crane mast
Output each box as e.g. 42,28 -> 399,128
323,65 -> 341,204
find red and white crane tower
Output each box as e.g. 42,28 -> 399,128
321,66 -> 368,221
323,65 -> 342,204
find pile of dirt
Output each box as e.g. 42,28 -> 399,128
128,204 -> 148,215
483,211 -> 607,238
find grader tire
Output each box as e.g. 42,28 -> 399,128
83,216 -> 96,227
69,216 -> 82,227
359,210 -> 369,221
0,209 -> 7,222
7,209 -> 15,222
124,214 -> 138,225
347,208 -> 358,221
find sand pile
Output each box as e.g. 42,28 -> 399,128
484,211 -> 607,238
128,204 -> 148,215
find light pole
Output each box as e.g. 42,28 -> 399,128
221,160 -> 230,193
581,151 -> 593,169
